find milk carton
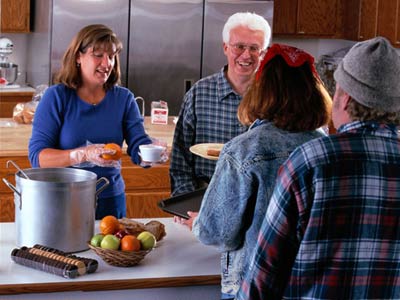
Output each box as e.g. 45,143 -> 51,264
151,100 -> 169,125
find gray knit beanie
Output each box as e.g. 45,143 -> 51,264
334,36 -> 400,112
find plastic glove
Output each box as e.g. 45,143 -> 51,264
70,144 -> 121,168
150,137 -> 169,163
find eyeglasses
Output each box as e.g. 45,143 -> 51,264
229,43 -> 263,55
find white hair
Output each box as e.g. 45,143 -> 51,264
222,12 -> 271,49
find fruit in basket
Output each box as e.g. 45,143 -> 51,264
121,235 -> 141,252
102,143 -> 122,160
90,233 -> 104,247
137,231 -> 156,250
115,229 -> 129,240
100,234 -> 120,250
100,215 -> 120,235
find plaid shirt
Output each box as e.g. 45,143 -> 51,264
237,121 -> 400,300
170,66 -> 247,196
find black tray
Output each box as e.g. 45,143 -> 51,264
157,188 -> 207,219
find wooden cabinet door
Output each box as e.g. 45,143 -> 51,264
1,0 -> 30,33
273,0 -> 297,34
297,0 -> 338,36
126,192 -> 172,219
397,0 -> 400,45
273,0 -> 339,37
377,0 -> 399,46
358,0 -> 379,40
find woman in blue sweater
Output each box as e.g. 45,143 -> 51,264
29,24 -> 152,219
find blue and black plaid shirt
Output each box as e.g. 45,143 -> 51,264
237,121 -> 400,300
170,66 -> 247,196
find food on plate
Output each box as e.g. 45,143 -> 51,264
137,231 -> 157,250
102,143 -> 122,160
121,235 -> 141,252
100,234 -> 120,250
99,215 -> 120,235
206,147 -> 221,157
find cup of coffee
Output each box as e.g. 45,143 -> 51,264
139,144 -> 165,162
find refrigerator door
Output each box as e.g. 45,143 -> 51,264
202,0 -> 274,77
51,0 -> 130,86
128,0 -> 203,116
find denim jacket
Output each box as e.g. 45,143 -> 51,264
192,120 -> 326,297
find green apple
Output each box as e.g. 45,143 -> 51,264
90,233 -> 104,247
100,234 -> 120,250
137,231 -> 156,250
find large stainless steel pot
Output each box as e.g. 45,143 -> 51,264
0,62 -> 18,84
2,161 -> 109,253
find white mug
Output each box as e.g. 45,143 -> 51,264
139,144 -> 165,162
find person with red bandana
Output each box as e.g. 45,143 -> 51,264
182,44 -> 332,300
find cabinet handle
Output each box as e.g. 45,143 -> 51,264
298,31 -> 305,34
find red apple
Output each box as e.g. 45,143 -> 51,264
115,229 -> 129,240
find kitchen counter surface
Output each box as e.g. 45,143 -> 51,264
0,86 -> 36,94
0,218 -> 221,298
0,116 -> 176,157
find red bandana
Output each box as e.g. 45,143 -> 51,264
256,44 -> 319,81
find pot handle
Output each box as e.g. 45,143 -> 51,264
95,177 -> 110,197
2,178 -> 22,209
6,160 -> 30,180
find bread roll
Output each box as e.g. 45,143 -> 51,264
206,148 -> 221,157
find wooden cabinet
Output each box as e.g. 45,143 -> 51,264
0,116 -> 176,222
0,0 -> 31,33
0,91 -> 34,118
358,0 -> 380,40
273,0 -> 342,37
121,155 -> 171,219
343,0 -> 400,47
0,155 -> 172,222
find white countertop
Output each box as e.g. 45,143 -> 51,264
0,85 -> 35,93
0,218 -> 221,296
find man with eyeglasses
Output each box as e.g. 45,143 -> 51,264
170,12 -> 271,198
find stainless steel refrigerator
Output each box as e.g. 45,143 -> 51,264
26,0 -> 273,116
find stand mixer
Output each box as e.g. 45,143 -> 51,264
0,37 -> 20,88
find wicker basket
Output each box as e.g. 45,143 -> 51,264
88,244 -> 151,267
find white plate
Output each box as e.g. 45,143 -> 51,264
189,143 -> 224,161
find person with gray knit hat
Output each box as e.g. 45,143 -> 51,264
334,36 -> 400,113
236,36 -> 400,300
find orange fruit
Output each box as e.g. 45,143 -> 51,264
99,215 -> 120,235
120,235 -> 141,252
102,143 -> 122,160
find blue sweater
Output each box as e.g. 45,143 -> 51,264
29,84 -> 152,198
